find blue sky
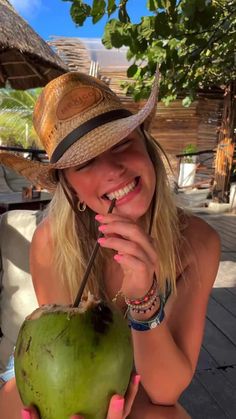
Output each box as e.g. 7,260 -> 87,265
10,0 -> 150,41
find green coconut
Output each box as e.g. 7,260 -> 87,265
14,295 -> 133,419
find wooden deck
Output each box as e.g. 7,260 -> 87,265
180,212 -> 236,418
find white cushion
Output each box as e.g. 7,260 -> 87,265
0,210 -> 41,371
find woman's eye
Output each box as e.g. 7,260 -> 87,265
112,139 -> 132,152
76,159 -> 94,171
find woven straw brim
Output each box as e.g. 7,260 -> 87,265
0,71 -> 159,191
0,116 -> 148,191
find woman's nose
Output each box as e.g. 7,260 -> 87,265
98,154 -> 126,181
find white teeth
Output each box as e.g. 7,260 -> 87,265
106,179 -> 136,200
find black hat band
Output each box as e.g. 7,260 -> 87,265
50,109 -> 133,163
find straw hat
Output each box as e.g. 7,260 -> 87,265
0,69 -> 159,191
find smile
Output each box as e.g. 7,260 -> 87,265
102,177 -> 140,201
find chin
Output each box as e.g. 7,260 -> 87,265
118,200 -> 151,222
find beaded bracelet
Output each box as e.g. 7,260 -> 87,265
129,298 -> 159,314
125,276 -> 158,307
127,294 -> 160,314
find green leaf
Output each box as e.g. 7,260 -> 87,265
127,64 -> 138,78
133,90 -> 142,101
70,2 -> 91,26
139,16 -> 155,40
154,12 -> 171,37
182,96 -> 193,107
107,0 -> 117,17
156,0 -> 171,9
118,3 -> 130,23
162,93 -> 177,106
103,19 -> 127,49
65,0 -> 234,106
91,0 -> 106,23
0,89 -> 41,147
147,0 -> 158,11
91,0 -> 106,16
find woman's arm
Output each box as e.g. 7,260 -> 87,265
97,214 -> 221,405
30,217 -> 71,305
0,378 -> 23,419
133,220 -> 220,404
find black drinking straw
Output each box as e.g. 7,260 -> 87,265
73,198 -> 116,307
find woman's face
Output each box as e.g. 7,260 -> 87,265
64,129 -> 156,221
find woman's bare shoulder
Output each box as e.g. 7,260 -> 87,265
30,216 -> 55,270
183,213 -> 220,248
31,215 -> 53,251
179,212 -> 221,283
30,216 -> 70,304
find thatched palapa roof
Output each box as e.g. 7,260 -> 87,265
49,36 -> 133,99
49,37 -> 91,74
0,0 -> 68,89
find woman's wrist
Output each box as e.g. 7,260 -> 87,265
128,298 -> 161,321
124,276 -> 160,318
127,298 -> 165,331
125,276 -> 158,301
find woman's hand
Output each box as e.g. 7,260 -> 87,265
21,408 -> 84,419
96,213 -> 158,298
21,374 -> 140,419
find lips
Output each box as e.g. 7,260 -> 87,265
102,177 -> 140,201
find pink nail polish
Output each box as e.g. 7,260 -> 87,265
95,214 -> 103,221
98,225 -> 106,232
98,237 -> 106,244
133,374 -> 141,385
112,396 -> 124,412
114,254 -> 122,262
21,408 -> 31,419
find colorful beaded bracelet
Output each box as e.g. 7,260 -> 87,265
127,294 -> 160,314
125,276 -> 158,307
129,297 -> 159,314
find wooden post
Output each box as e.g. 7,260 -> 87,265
212,81 -> 236,202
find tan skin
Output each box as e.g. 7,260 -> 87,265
0,130 -> 220,419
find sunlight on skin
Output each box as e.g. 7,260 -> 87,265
0,379 -> 191,419
128,385 -> 191,419
64,131 -> 156,222
0,379 -> 23,419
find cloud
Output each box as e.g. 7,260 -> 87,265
9,0 -> 42,17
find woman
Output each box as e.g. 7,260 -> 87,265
0,71 -> 220,419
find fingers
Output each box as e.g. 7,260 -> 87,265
123,374 -> 141,418
98,236 -> 151,266
96,214 -> 132,224
107,395 -> 125,419
97,217 -> 157,265
21,407 -> 83,419
98,233 -> 155,297
21,407 -> 39,419
106,375 -> 141,419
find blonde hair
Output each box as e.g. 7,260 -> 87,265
47,132 -> 181,303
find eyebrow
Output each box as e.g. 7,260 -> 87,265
111,137 -> 133,149
75,136 -> 134,170
75,158 -> 95,169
